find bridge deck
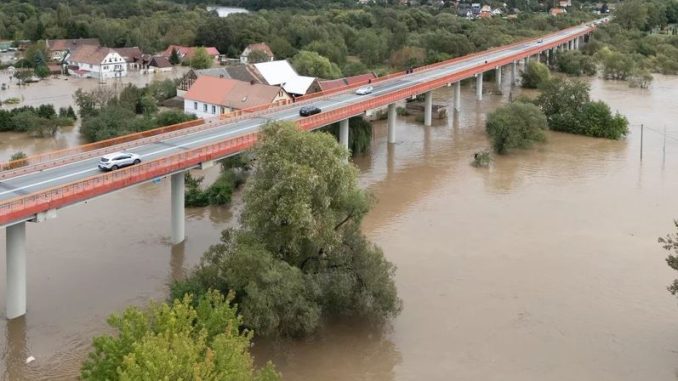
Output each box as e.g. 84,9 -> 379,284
0,23 -> 594,227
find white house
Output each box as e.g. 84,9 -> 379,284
252,60 -> 320,96
183,76 -> 291,118
240,43 -> 274,64
66,45 -> 127,79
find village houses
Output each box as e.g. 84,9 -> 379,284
65,45 -> 128,79
45,38 -> 100,62
183,76 -> 291,118
240,43 -> 275,64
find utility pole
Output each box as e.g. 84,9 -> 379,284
640,124 -> 643,161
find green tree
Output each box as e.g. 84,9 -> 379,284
485,102 -> 547,154
521,61 -> 551,89
292,50 -> 342,79
614,0 -> 649,30
169,47 -> 180,65
190,47 -> 213,69
174,122 -> 401,337
537,78 -> 629,139
555,50 -> 597,76
389,46 -> 426,70
81,291 -> 279,381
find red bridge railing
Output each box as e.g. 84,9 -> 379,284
0,24 -> 594,226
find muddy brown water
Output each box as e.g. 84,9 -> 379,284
0,67 -> 190,161
2,75 -> 678,380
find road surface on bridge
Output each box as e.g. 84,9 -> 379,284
0,24 -> 591,207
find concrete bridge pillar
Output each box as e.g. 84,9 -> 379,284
387,103 -> 396,144
524,56 -> 530,65
574,37 -> 580,49
454,81 -> 461,112
6,222 -> 26,320
545,49 -> 550,65
512,61 -> 518,86
475,72 -> 483,101
171,172 -> 185,245
495,66 -> 502,90
424,91 -> 433,126
339,118 -> 349,149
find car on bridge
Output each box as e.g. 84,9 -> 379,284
98,152 -> 141,171
355,85 -> 374,95
299,105 -> 321,117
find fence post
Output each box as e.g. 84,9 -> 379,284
640,124 -> 643,161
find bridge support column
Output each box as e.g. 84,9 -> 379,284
512,61 -> 518,86
6,222 -> 26,320
339,118 -> 349,149
424,91 -> 432,126
171,172 -> 185,245
523,57 -> 529,66
387,103 -> 396,144
495,66 -> 502,90
545,49 -> 550,65
475,73 -> 483,101
574,37 -> 579,49
454,81 -> 461,112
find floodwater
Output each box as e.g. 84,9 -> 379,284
2,74 -> 678,380
0,66 -> 190,161
206,6 -> 249,17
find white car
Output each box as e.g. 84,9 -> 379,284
355,85 -> 374,95
98,152 -> 141,171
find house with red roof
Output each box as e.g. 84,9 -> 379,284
160,45 -> 220,64
65,45 -> 127,79
183,76 -> 291,118
240,43 -> 275,64
45,38 -> 100,62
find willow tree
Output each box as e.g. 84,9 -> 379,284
174,122 -> 401,337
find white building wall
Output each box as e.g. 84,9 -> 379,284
184,99 -> 229,118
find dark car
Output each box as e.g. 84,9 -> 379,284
299,106 -> 321,117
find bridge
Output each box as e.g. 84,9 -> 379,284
0,22 -> 596,319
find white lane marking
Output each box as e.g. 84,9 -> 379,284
0,123 -> 262,197
0,28 -> 589,197
0,167 -> 99,197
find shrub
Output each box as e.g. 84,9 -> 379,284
80,291 -> 279,381
472,150 -> 492,167
485,102 -> 547,154
521,61 -> 550,88
555,50 -> 597,76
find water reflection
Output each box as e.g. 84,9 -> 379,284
3,316 -> 27,381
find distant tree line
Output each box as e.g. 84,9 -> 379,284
0,1 -> 595,79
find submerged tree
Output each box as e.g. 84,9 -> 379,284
485,102 -> 547,154
659,221 -> 678,295
174,122 -> 401,337
81,291 -> 279,381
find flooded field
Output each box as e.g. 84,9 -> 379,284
0,66 -> 189,161
1,74 -> 678,380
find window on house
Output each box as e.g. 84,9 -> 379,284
212,105 -> 216,114
203,104 -> 207,112
194,102 -> 198,110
